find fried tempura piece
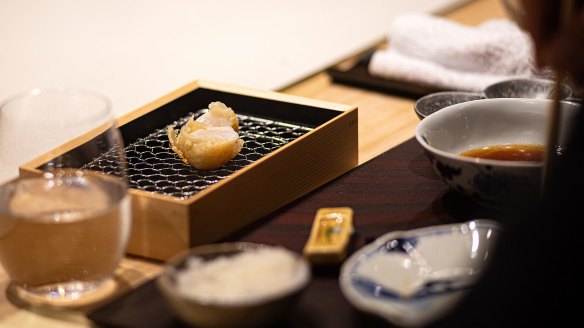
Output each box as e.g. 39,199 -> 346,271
195,101 -> 239,132
167,102 -> 244,170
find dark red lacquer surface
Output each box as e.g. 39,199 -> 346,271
88,138 -> 504,328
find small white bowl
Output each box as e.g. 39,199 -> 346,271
156,242 -> 311,328
414,91 -> 483,120
415,98 -> 580,210
339,219 -> 501,328
483,78 -> 572,100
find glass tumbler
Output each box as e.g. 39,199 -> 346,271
0,87 -> 131,307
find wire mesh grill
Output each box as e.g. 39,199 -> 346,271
83,109 -> 313,199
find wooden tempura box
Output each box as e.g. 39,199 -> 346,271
20,80 -> 358,260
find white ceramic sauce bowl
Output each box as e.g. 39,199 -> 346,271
415,98 -> 580,210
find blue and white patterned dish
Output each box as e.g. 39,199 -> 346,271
339,220 -> 501,328
415,98 -> 581,210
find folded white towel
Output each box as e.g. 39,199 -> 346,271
368,13 -> 536,92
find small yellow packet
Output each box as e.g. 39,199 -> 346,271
303,207 -> 354,264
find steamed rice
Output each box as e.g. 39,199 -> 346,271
175,247 -> 309,304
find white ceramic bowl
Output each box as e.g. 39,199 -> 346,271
483,78 -> 572,100
156,242 -> 311,328
339,219 -> 501,328
414,91 -> 483,120
415,98 -> 580,210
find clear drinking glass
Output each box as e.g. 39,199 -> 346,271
0,87 -> 131,307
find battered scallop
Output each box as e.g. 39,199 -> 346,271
167,102 -> 244,170
195,101 -> 239,131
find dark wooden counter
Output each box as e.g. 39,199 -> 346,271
88,137 -> 505,328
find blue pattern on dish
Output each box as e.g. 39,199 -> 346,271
351,270 -> 474,301
380,237 -> 418,254
339,219 -> 501,327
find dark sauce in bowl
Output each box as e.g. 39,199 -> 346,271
460,144 -> 544,161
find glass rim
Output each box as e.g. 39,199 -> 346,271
1,86 -> 111,105
0,86 -> 113,122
